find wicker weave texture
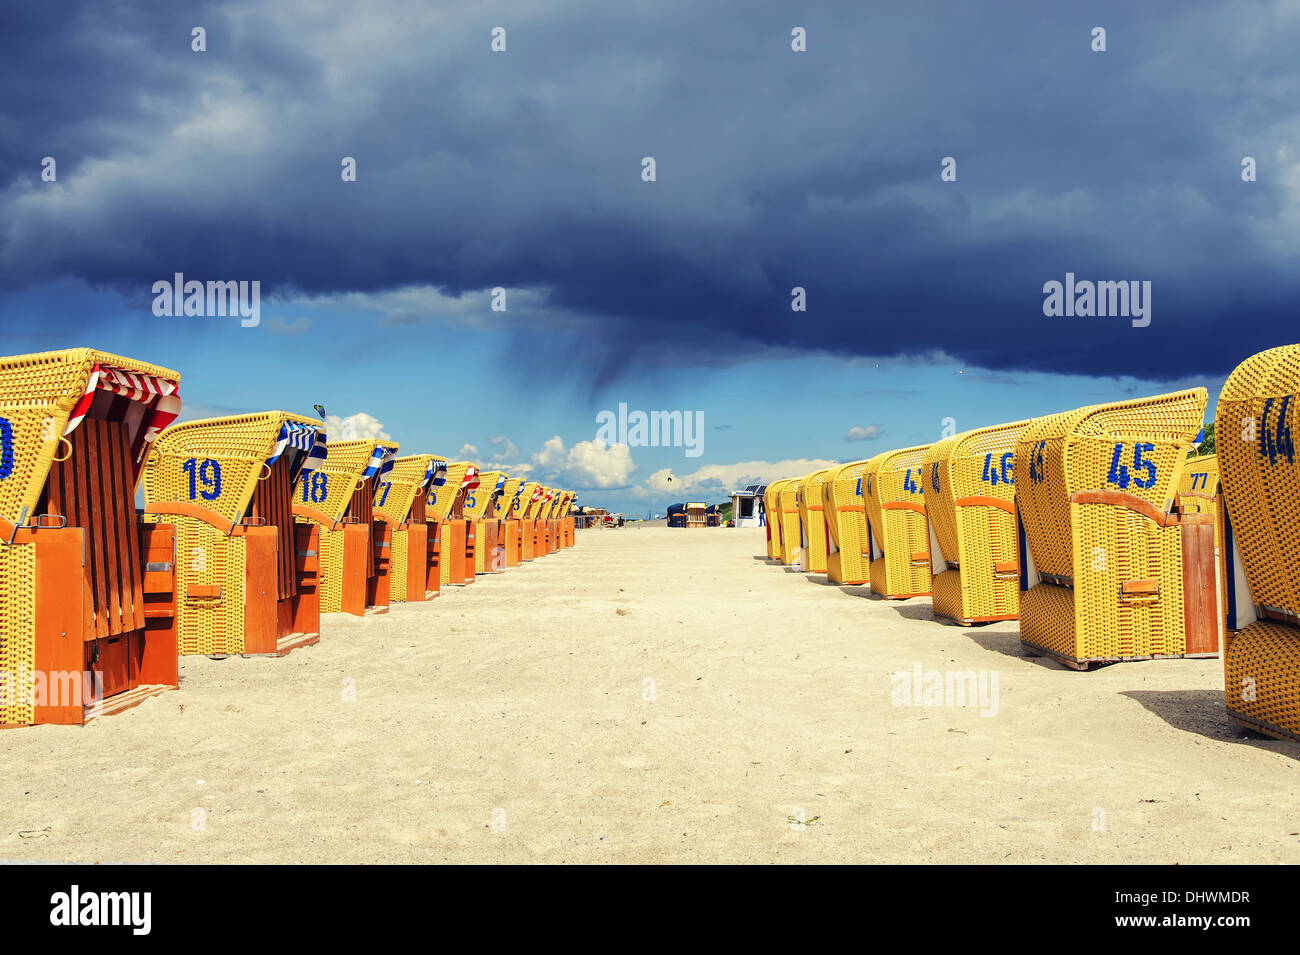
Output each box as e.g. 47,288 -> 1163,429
144,411 -> 316,524
862,445 -> 932,596
0,348 -> 180,524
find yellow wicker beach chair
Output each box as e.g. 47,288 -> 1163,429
1215,346 -> 1300,739
516,482 -> 540,560
466,469 -> 505,574
498,476 -> 525,566
862,446 -> 933,598
292,437 -> 399,615
0,348 -> 182,725
530,486 -> 553,556
686,501 -> 706,528
372,454 -> 445,602
776,480 -> 803,565
763,481 -> 787,559
425,460 -> 477,584
143,411 -> 326,656
923,421 -> 1030,624
796,469 -> 832,574
1015,389 -> 1217,668
823,460 -> 872,584
560,491 -> 577,547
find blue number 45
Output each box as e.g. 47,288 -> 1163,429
1107,442 -> 1156,490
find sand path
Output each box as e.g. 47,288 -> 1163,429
2,525 -> 1297,863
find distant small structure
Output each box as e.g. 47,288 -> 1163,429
666,503 -> 687,527
730,484 -> 766,528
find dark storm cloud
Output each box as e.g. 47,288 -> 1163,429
1,0 -> 1298,381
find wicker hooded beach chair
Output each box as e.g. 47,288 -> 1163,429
498,477 -> 525,566
774,480 -> 803,565
0,348 -> 182,724
292,437 -> 399,615
796,469 -> 832,574
372,454 -> 446,601
144,411 -> 326,656
923,421 -> 1029,624
862,445 -> 933,598
823,460 -> 873,585
465,469 -> 506,574
763,482 -> 787,559
1215,346 -> 1300,739
1015,389 -> 1217,668
425,461 -> 478,584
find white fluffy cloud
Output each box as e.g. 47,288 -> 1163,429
489,435 -> 519,461
646,458 -> 840,497
846,424 -> 882,441
456,443 -> 479,460
326,412 -> 390,441
503,435 -> 636,489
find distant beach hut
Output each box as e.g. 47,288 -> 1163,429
0,348 -> 182,725
667,503 -> 686,527
686,502 -> 706,528
730,485 -> 765,528
293,437 -> 399,615
143,411 -> 327,656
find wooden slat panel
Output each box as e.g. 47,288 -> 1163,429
115,423 -> 146,632
77,423 -> 108,639
98,419 -> 125,635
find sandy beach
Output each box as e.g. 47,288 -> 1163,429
1,525 -> 1296,864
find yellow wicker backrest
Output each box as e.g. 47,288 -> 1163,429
294,438 -> 392,525
1178,453 -> 1219,515
500,478 -> 525,518
798,468 -> 830,526
863,445 -> 930,550
924,421 -> 1028,564
0,348 -> 180,522
778,481 -> 798,521
426,461 -> 472,522
824,459 -> 872,550
374,454 -> 441,524
144,412 -> 316,525
1015,389 -> 1206,577
465,470 -> 502,520
764,481 -> 785,527
1217,346 -> 1300,616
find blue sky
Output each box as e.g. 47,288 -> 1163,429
1,1 -> 1296,513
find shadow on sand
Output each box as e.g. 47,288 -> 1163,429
1122,688 -> 1296,754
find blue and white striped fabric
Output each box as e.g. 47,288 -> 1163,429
363,445 -> 397,479
421,459 -> 448,489
494,474 -> 507,493
267,420 -> 322,467
301,408 -> 329,473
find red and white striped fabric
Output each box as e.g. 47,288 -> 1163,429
530,486 -> 544,502
64,363 -> 182,462
544,488 -> 555,501
460,465 -> 480,491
